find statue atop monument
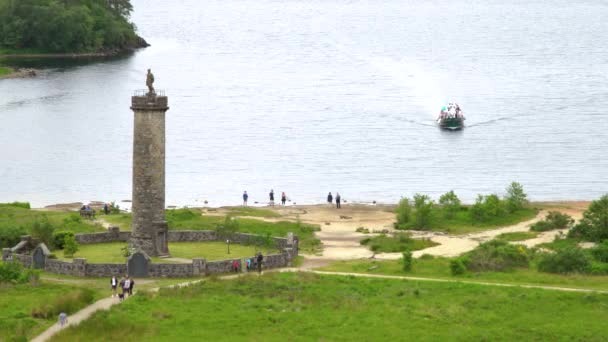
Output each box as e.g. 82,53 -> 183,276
146,68 -> 155,95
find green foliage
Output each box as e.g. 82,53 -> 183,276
413,193 -> 434,229
216,216 -> 240,239
30,217 -> 55,246
438,190 -> 461,219
590,241 -> 608,263
121,245 -> 136,258
450,258 -> 467,275
470,194 -> 506,222
0,224 -> 26,248
505,182 -> 528,213
568,194 -> 608,242
52,231 -> 75,250
537,247 -> 591,274
0,65 -> 12,76
496,231 -> 538,242
227,207 -> 281,218
355,227 -> 370,234
395,197 -> 411,228
530,211 -> 574,232
359,233 -> 438,253
63,234 -> 79,258
109,202 -> 121,214
0,202 -> 30,209
402,251 -> 413,272
31,288 -> 95,319
0,262 -> 40,284
0,0 -> 141,53
462,240 -> 530,272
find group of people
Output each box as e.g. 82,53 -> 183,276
326,192 -> 342,208
438,103 -> 463,119
111,274 -> 135,301
239,252 -> 265,273
242,190 -> 344,208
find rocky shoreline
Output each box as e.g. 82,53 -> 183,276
0,68 -> 39,80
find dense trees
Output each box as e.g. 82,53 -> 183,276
0,0 -> 145,53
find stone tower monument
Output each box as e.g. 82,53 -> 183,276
129,69 -> 170,257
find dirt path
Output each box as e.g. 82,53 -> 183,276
31,296 -> 120,342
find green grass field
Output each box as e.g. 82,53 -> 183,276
51,272 -> 608,341
360,233 -> 439,253
226,206 -> 281,218
103,209 -> 321,254
0,281 -> 99,341
56,242 -> 278,263
0,204 -> 103,234
319,257 -> 608,291
496,231 -> 539,241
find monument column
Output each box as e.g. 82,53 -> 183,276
129,70 -> 170,257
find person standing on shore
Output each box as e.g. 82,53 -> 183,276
243,191 -> 249,206
327,192 -> 333,206
104,203 -> 109,215
336,193 -> 341,209
281,192 -> 287,206
269,189 -> 275,206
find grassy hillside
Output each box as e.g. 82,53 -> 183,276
51,272 -> 608,341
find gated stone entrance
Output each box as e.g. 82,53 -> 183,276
128,251 -> 150,277
32,246 -> 46,269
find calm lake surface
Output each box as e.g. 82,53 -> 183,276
1,0 -> 607,208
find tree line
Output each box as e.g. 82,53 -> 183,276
0,0 -> 145,53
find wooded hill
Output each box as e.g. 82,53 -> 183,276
0,0 -> 147,53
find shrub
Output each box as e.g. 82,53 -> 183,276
30,216 -> 55,246
0,261 -> 40,284
109,202 -> 121,214
31,288 -> 96,319
450,258 -> 467,275
438,190 -> 461,219
402,251 -> 413,272
355,227 -> 369,234
395,197 -> 411,229
63,234 -> 79,258
216,216 -> 240,238
590,241 -> 608,263
567,194 -> 608,242
589,262 -> 608,275
470,194 -> 506,222
1,202 -> 31,209
53,231 -> 75,250
505,182 -> 528,213
0,224 -> 26,248
530,211 -> 574,232
537,247 -> 591,274
463,240 -> 529,272
413,194 -> 434,229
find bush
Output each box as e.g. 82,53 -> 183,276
109,202 -> 121,214
402,251 -> 413,272
590,241 -> 608,263
63,234 -> 79,258
537,247 -> 591,274
505,182 -> 528,213
31,288 -> 96,319
470,194 -> 506,222
0,224 -> 26,248
463,240 -> 529,272
438,190 -> 461,219
413,194 -> 434,229
0,261 -> 40,284
216,216 -> 240,238
1,202 -> 31,209
530,211 -> 574,232
567,194 -> 608,242
355,227 -> 369,234
395,197 -> 411,229
52,231 -> 75,250
589,262 -> 608,275
30,216 -> 55,246
450,258 -> 467,275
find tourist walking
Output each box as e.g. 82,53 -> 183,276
103,203 -> 109,215
123,275 -> 131,298
269,189 -> 275,206
129,278 -> 135,296
327,192 -> 333,206
58,312 -> 68,327
336,193 -> 341,209
111,276 -> 118,297
243,191 -> 248,206
281,192 -> 286,206
256,252 -> 264,274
